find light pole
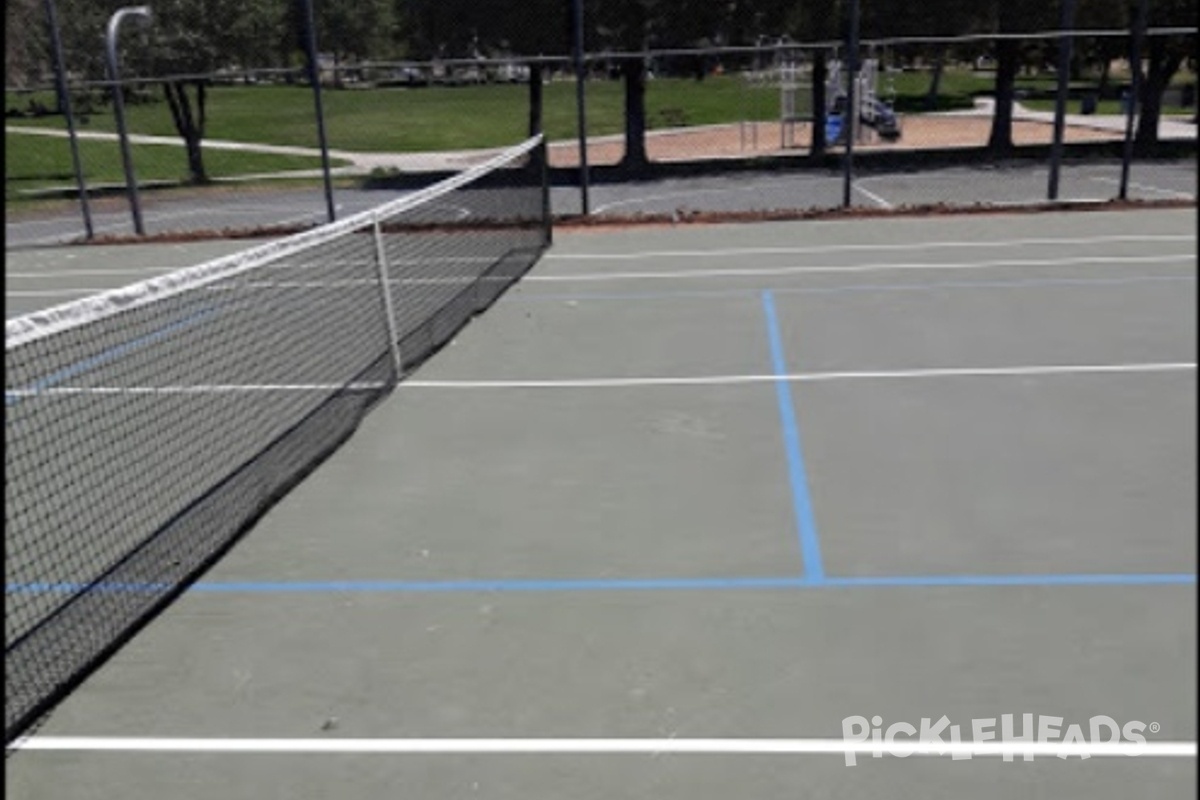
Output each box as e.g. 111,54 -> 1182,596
105,6 -> 152,236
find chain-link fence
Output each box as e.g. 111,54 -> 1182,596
6,19 -> 1195,246
4,61 -> 546,247
567,27 -> 1195,219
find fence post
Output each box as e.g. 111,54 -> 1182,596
44,0 -> 93,240
528,61 -> 543,138
529,63 -> 552,246
300,0 -> 336,224
1119,0 -> 1149,200
1047,0 -> 1077,201
842,0 -> 860,208
571,0 -> 590,215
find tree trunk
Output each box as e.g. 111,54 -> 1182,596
925,45 -> 946,111
1135,37 -> 1182,150
811,50 -> 828,156
988,38 -> 1019,153
1096,55 -> 1111,98
621,59 -> 648,174
163,80 -> 208,184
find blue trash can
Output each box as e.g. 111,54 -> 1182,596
826,114 -> 843,144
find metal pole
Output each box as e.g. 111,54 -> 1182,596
45,0 -> 93,240
571,0 -> 590,215
529,63 -> 553,247
842,0 -> 859,208
372,220 -> 404,378
105,6 -> 151,236
300,0 -> 336,223
528,61 -> 543,138
1119,0 -> 1149,200
1048,0 -> 1077,201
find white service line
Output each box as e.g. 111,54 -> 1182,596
403,362 -> 1196,389
851,182 -> 894,209
7,267 -> 184,279
10,736 -> 1197,757
541,234 -> 1195,261
6,288 -> 115,298
527,254 -> 1193,282
9,364 -> 1191,399
592,180 -> 826,215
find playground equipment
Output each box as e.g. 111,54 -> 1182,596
778,58 -> 808,148
737,51 -> 901,152
740,50 -> 813,152
825,57 -> 902,145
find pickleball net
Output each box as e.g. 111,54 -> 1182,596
4,135 -> 551,744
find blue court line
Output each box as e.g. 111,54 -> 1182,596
7,573 -> 1194,595
517,274 -> 1196,304
761,290 -> 824,582
821,573 -> 1198,588
5,308 -> 219,406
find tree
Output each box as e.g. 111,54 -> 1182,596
1074,0 -> 1130,99
1134,0 -> 1197,146
789,0 -> 841,156
318,0 -> 393,80
986,0 -> 1055,153
589,0 -> 653,170
6,0 -> 48,89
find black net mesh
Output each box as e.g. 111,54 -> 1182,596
4,135 -> 550,743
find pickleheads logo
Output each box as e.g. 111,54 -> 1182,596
840,714 -> 1157,765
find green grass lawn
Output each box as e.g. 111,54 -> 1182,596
6,67 -> 1193,159
9,72 -> 993,152
7,82 -> 620,150
5,131 -> 343,202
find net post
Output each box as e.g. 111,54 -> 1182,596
842,0 -> 859,208
372,219 -> 404,377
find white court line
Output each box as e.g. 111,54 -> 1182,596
592,180 -> 830,215
6,288 -> 114,298
10,736 -> 1196,757
7,256 -> 497,281
1090,176 -> 1197,200
542,234 -> 1195,261
403,363 -> 1196,389
7,267 -> 183,279
527,254 -> 1193,282
851,183 -> 894,209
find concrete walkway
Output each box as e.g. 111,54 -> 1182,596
956,98 -> 1197,140
5,125 -> 504,175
